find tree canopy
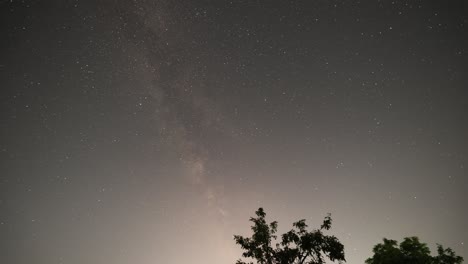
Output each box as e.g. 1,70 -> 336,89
366,237 -> 463,264
233,208 -> 345,264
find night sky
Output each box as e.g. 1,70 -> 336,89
1,0 -> 467,263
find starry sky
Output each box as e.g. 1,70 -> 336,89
1,0 -> 467,263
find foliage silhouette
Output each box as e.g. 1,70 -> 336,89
233,208 -> 345,264
366,236 -> 463,264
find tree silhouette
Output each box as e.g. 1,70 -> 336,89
433,244 -> 464,264
366,237 -> 463,264
233,208 -> 345,264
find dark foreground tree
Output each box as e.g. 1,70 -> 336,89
366,236 -> 463,264
233,208 -> 345,264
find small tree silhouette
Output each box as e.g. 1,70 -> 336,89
366,237 -> 464,264
233,208 -> 345,264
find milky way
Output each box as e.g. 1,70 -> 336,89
1,1 -> 467,264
